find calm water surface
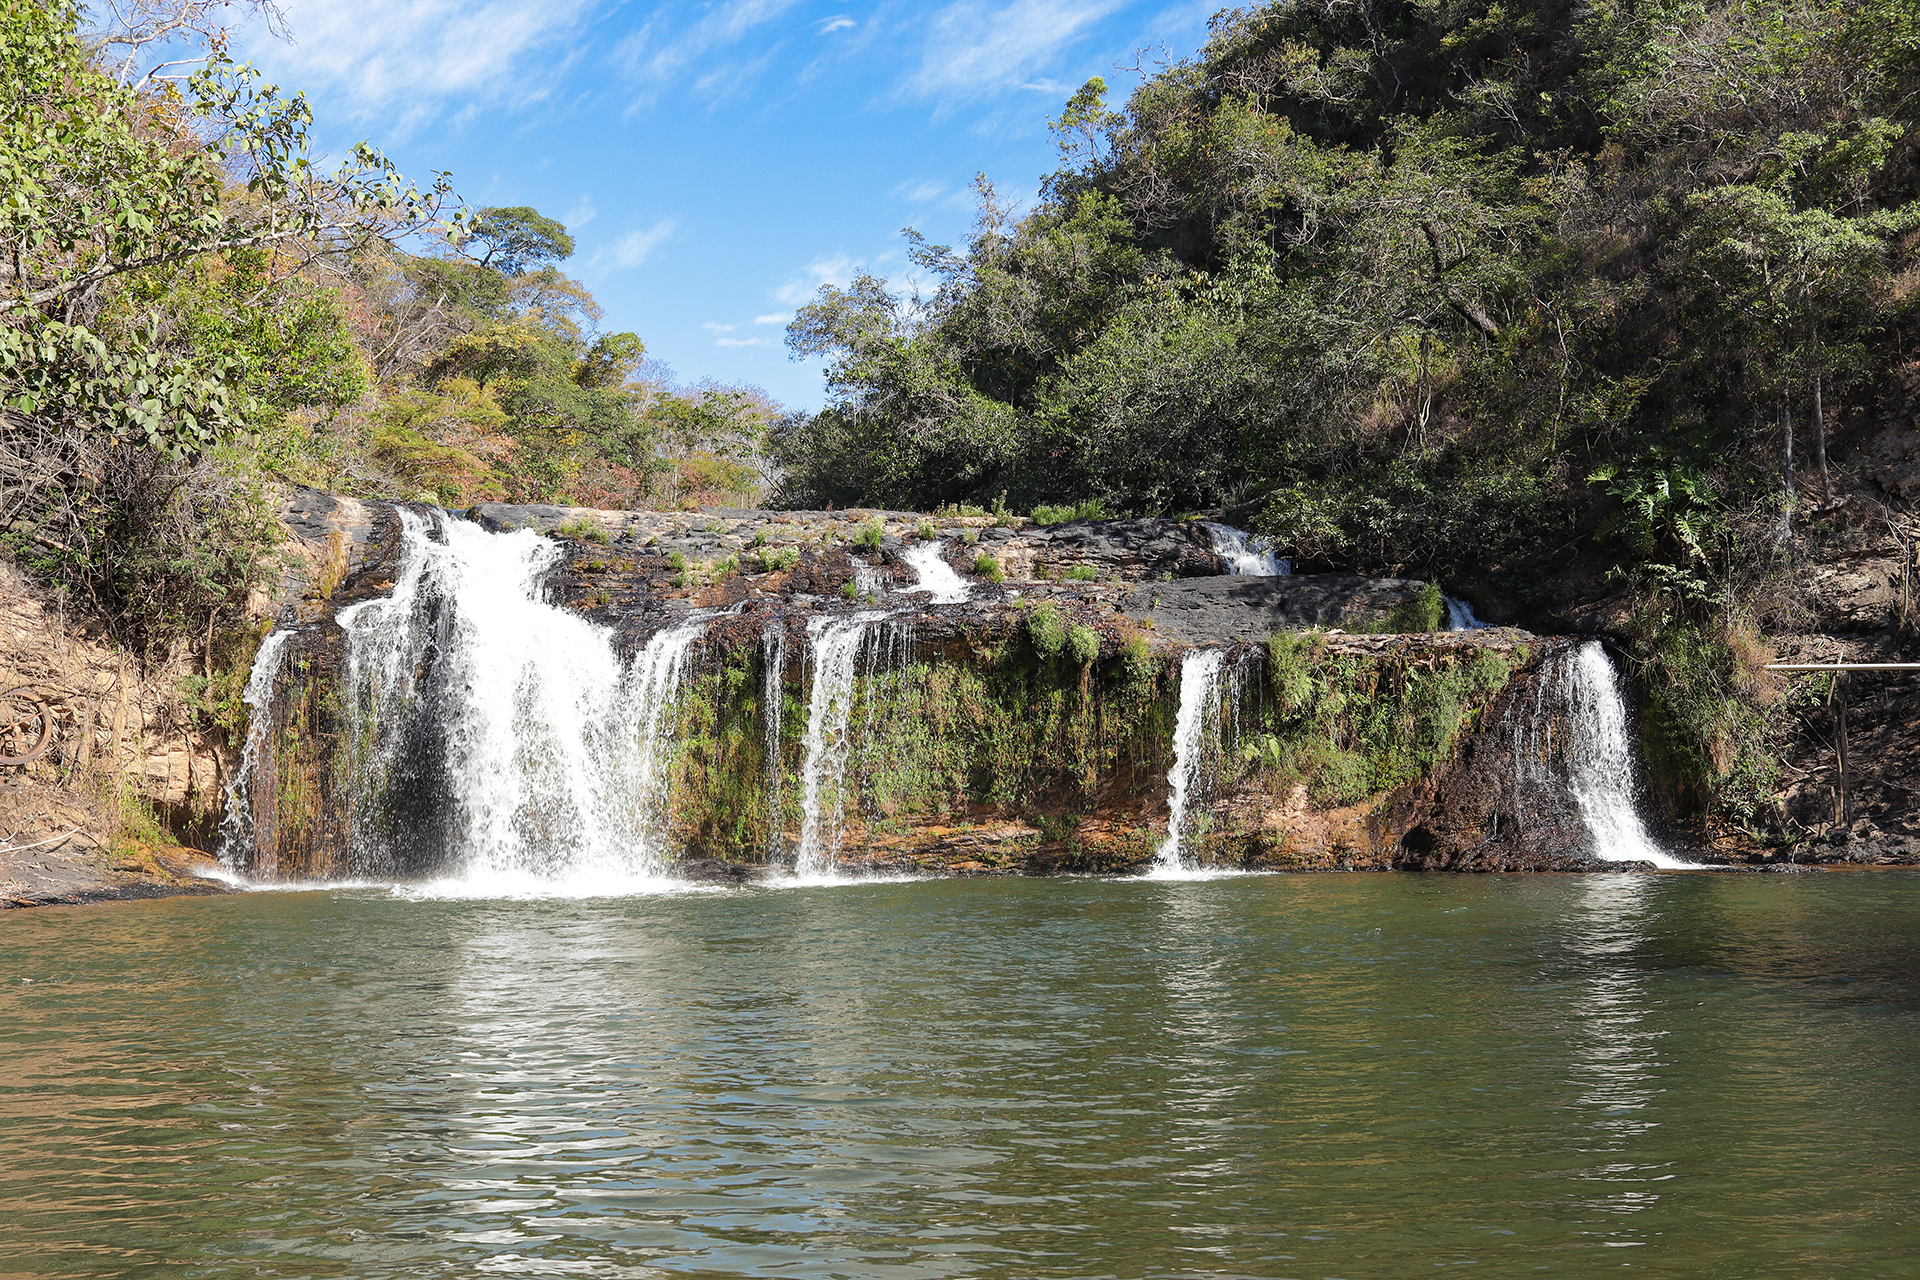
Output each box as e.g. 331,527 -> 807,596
2,873 -> 1918,1279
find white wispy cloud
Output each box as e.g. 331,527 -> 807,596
773,251 -> 861,305
564,195 -> 598,229
893,177 -> 947,203
753,312 -> 792,325
703,321 -> 737,333
716,336 -> 768,347
610,219 -> 676,267
903,0 -> 1125,105
615,0 -> 807,106
240,0 -> 596,132
817,14 -> 856,33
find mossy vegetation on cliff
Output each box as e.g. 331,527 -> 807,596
1247,635 -> 1521,808
646,622 -> 1524,871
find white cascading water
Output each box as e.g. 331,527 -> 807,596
899,540 -> 971,603
763,626 -> 788,860
1445,595 -> 1491,630
1150,649 -> 1228,874
793,610 -> 893,877
1560,641 -> 1693,869
1201,522 -> 1291,576
850,556 -> 887,598
215,627 -> 292,873
326,511 -> 707,886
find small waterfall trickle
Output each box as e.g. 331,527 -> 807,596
1445,595 -> 1491,630
1561,642 -> 1692,869
762,625 -> 788,860
899,541 -> 971,604
1201,522 -> 1290,576
793,611 -> 893,877
1150,649 -> 1228,875
215,627 -> 292,873
850,556 -> 887,598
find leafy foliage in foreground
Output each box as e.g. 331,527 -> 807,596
0,2 -> 784,656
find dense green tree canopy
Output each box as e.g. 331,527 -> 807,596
779,0 -> 1920,587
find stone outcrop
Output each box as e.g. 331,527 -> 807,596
0,562 -> 239,904
1117,575 -> 1433,644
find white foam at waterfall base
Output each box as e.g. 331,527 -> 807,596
1201,522 -> 1291,576
899,540 -> 971,603
1563,641 -> 1696,869
1146,649 -> 1236,879
327,513 -> 708,892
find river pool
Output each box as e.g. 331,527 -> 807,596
2,872 -> 1917,1278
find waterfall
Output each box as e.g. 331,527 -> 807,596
1201,522 -> 1290,576
899,540 -> 971,604
850,556 -> 887,598
1560,642 -> 1692,869
1445,595 -> 1491,630
793,611 -> 891,876
1150,649 -> 1227,874
240,510 -> 709,885
763,625 -> 788,860
215,627 -> 292,873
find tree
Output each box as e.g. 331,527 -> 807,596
1,0 -> 454,458
464,206 -> 574,276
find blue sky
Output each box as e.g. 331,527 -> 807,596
232,1 -> 1223,410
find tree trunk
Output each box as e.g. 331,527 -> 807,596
1813,336 -> 1831,503
1780,385 -> 1796,539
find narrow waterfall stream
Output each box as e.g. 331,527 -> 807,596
1445,595 -> 1490,630
213,628 -> 291,876
1201,522 -> 1291,575
762,626 -> 788,861
899,540 -> 971,603
793,611 -> 893,877
1149,649 -> 1228,875
1561,641 -> 1694,868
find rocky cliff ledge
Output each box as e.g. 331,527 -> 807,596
224,493 -> 1642,882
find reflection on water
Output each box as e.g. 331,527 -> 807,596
2,874 -> 1920,1278
1559,876 -> 1671,1239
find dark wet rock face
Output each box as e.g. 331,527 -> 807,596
1119,575 -> 1430,645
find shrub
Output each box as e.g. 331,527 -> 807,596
1028,601 -> 1066,655
666,550 -> 687,571
915,518 -> 937,540
853,516 -> 884,549
1265,632 -> 1318,711
555,517 -> 609,544
1064,564 -> 1100,581
760,545 -> 800,572
959,526 -> 980,544
842,579 -> 859,600
972,551 -> 1004,583
1120,634 -> 1156,685
1385,583 -> 1444,634
1067,623 -> 1099,666
1030,499 -> 1106,525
